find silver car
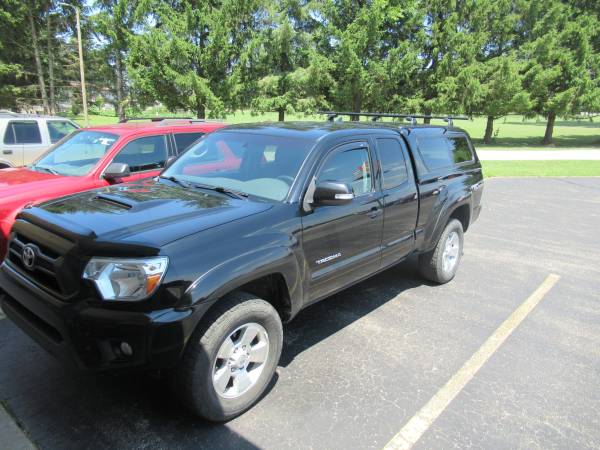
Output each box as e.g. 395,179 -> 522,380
0,112 -> 79,168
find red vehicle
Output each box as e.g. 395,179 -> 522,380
0,119 -> 229,258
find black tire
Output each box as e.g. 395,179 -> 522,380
172,291 -> 283,421
0,164 -> 10,169
418,219 -> 464,284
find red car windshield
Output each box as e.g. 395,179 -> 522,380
31,130 -> 119,176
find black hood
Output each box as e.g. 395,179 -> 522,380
20,179 -> 273,249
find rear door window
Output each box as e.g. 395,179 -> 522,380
4,121 -> 42,144
112,135 -> 168,172
47,121 -> 78,143
377,138 -> 408,189
173,132 -> 204,154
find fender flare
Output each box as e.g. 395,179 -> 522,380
179,244 -> 303,329
426,192 -> 472,251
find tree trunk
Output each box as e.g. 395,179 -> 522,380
278,107 -> 285,122
47,17 -> 55,114
114,51 -> 126,122
483,115 -> 494,144
423,108 -> 431,124
196,103 -> 206,119
28,7 -> 49,114
543,112 -> 556,145
351,93 -> 361,121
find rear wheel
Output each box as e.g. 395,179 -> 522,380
418,219 -> 464,284
0,163 -> 10,169
172,291 -> 283,421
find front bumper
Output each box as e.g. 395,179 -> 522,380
0,262 -> 200,372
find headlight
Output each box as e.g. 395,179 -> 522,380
83,257 -> 169,301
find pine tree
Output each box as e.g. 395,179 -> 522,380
520,0 -> 600,144
128,0 -> 264,119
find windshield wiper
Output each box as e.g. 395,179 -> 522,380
159,175 -> 192,188
33,165 -> 60,175
192,183 -> 249,200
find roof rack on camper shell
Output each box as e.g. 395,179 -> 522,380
317,111 -> 469,126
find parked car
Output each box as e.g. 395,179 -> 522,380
0,115 -> 483,421
0,112 -> 80,168
0,118 -> 226,258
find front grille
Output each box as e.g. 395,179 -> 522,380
6,221 -> 84,299
8,234 -> 63,295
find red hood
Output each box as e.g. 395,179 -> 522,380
0,168 -> 75,213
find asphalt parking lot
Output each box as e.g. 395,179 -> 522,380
1,177 -> 599,450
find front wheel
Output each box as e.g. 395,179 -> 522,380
172,291 -> 283,421
418,219 -> 464,284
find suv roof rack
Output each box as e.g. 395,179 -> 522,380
317,111 -> 468,126
119,117 -> 201,123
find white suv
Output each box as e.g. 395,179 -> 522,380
0,112 -> 79,168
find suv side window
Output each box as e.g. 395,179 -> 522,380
112,135 -> 168,172
47,121 -> 78,143
377,138 -> 408,189
173,132 -> 204,154
317,145 -> 373,196
4,121 -> 42,144
447,136 -> 473,164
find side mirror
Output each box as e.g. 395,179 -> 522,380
103,162 -> 130,181
164,156 -> 177,169
313,181 -> 354,206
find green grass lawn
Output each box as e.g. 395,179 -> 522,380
482,160 -> 600,177
72,112 -> 600,149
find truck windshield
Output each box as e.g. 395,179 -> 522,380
162,132 -> 313,201
31,130 -> 119,176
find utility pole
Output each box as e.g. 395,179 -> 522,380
59,3 -> 88,126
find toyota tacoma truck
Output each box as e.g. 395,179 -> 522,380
0,115 -> 483,421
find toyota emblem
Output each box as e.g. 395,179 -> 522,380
22,245 -> 37,270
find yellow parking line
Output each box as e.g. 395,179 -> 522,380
383,273 -> 561,450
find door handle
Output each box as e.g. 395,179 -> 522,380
2,150 -> 12,155
368,207 -> 382,219
432,186 -> 446,196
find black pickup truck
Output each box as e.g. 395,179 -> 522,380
0,118 -> 483,421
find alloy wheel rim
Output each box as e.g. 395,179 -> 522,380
212,322 -> 270,399
442,231 -> 460,274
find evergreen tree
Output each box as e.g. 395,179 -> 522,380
250,1 -> 333,121
128,0 -> 264,119
520,0 -> 600,144
312,0 -> 421,119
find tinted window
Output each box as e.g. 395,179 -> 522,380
3,124 -> 15,144
174,132 -> 204,153
377,139 -> 408,189
5,121 -> 42,144
416,136 -> 452,170
163,132 -> 312,201
47,121 -> 78,143
448,136 -> 473,163
317,146 -> 372,196
33,130 -> 118,176
113,135 -> 167,172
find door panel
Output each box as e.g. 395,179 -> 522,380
375,137 -> 419,267
302,141 -> 384,302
